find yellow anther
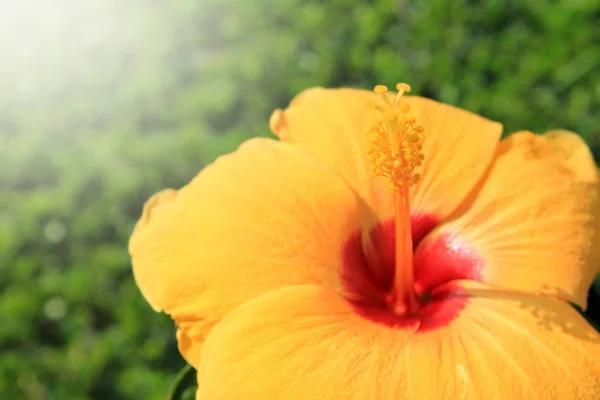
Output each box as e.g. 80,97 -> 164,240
364,82 -> 425,194
407,134 -> 420,143
374,85 -> 388,94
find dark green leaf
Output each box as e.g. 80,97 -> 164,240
167,364 -> 197,400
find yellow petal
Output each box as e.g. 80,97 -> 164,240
393,96 -> 503,221
269,88 -> 376,203
197,284 -> 600,400
270,89 -> 502,222
129,138 -> 365,367
416,131 -> 600,308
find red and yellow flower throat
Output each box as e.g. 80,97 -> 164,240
340,83 -> 483,328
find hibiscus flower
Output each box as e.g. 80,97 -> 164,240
129,83 -> 600,399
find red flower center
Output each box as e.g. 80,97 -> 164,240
340,213 -> 484,332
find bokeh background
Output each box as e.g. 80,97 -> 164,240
1,1 -> 599,399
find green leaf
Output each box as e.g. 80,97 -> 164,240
583,274 -> 600,332
570,279 -> 600,334
593,273 -> 600,296
167,364 -> 197,400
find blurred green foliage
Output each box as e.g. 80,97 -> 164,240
1,0 -> 599,399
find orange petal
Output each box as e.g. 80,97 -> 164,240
270,89 -> 502,221
128,138 -> 365,367
197,284 -> 600,400
415,131 -> 600,309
